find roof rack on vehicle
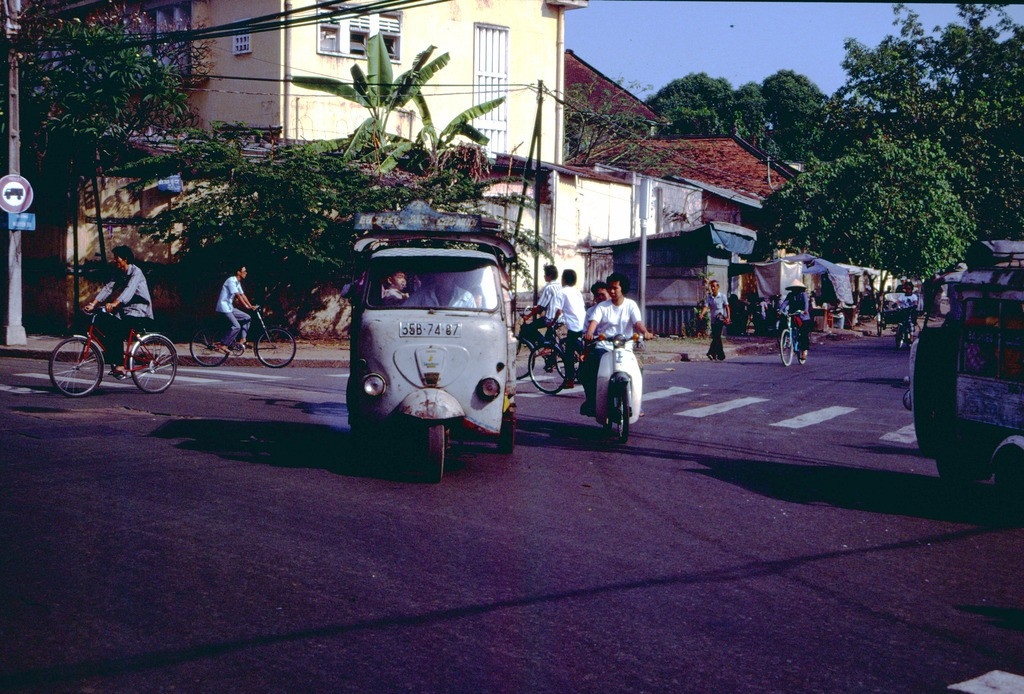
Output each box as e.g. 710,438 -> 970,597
965,240 -> 1024,269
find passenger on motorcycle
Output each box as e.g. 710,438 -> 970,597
579,272 -> 654,416
780,280 -> 812,361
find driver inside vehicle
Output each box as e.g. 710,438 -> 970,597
418,272 -> 478,309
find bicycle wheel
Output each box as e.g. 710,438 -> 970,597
190,327 -> 229,367
49,336 -> 103,397
514,337 -> 533,380
130,334 -> 178,394
780,329 -> 794,366
255,327 -> 296,368
528,344 -> 566,394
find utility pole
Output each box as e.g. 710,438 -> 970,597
3,0 -> 26,345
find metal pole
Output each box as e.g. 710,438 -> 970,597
3,0 -> 26,344
638,176 -> 650,318
532,80 -> 543,305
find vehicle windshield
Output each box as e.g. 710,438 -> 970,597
366,256 -> 501,311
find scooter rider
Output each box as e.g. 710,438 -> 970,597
579,272 -> 653,416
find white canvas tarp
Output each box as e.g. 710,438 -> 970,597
753,256 -> 854,305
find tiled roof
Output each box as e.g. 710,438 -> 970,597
564,50 -> 663,123
576,135 -> 798,201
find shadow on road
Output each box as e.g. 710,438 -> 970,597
151,417 -> 469,482
693,457 -> 1021,528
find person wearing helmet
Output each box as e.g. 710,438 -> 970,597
780,279 -> 812,361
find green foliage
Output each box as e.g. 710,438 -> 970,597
646,73 -> 735,136
292,34 -> 504,173
642,70 -> 824,162
114,130 -> 497,289
14,7 -> 201,176
824,5 -> 1024,239
763,135 -> 973,278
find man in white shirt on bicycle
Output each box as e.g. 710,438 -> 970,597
553,268 -> 586,388
216,265 -> 257,352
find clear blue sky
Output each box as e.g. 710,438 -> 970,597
564,2 -> 1024,98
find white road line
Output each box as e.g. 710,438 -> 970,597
19,371 -> 218,386
326,374 -> 350,379
949,670 -> 1024,693
644,386 -> 693,401
171,374 -> 229,384
177,367 -> 288,380
1,384 -> 38,394
18,372 -> 134,388
676,397 -> 768,418
771,406 -> 857,429
881,424 -> 917,444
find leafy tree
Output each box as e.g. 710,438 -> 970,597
760,70 -> 825,163
116,130 -> 496,287
730,82 -> 766,144
292,34 -> 504,173
8,5 -> 204,247
824,4 -> 1024,239
645,72 -> 734,135
763,135 -> 972,279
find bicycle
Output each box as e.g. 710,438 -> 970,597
515,318 -> 581,395
190,305 -> 297,368
779,312 -> 807,366
48,309 -> 178,397
894,308 -> 917,349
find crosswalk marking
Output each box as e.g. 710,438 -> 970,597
177,367 -> 288,380
676,397 -> 768,418
881,424 -> 917,444
644,386 -> 693,401
771,406 -> 857,429
949,670 -> 1024,693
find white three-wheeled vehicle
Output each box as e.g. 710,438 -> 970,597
347,202 -> 517,482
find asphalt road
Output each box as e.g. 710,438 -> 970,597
1,337 -> 1022,693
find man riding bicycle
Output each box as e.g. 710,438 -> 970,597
216,264 -> 257,352
780,279 -> 812,362
83,245 -> 153,380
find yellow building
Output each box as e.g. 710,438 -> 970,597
173,0 -> 586,164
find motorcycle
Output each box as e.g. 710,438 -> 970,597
593,334 -> 643,443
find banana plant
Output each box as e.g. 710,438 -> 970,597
292,34 -> 505,172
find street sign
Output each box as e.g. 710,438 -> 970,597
7,212 -> 35,231
0,174 -> 33,213
157,174 -> 182,193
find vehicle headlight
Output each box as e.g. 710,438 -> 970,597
477,377 -> 501,400
612,334 -> 628,348
362,373 -> 387,397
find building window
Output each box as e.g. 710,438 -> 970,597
141,3 -> 192,71
318,3 -> 401,61
474,24 -> 509,156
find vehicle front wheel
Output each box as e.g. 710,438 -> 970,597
613,387 -> 630,443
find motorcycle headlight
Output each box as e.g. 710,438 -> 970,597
477,377 -> 501,400
362,373 -> 387,397
612,334 -> 628,348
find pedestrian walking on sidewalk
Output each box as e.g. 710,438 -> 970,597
703,280 -> 730,361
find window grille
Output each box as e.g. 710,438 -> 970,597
474,24 -> 510,156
